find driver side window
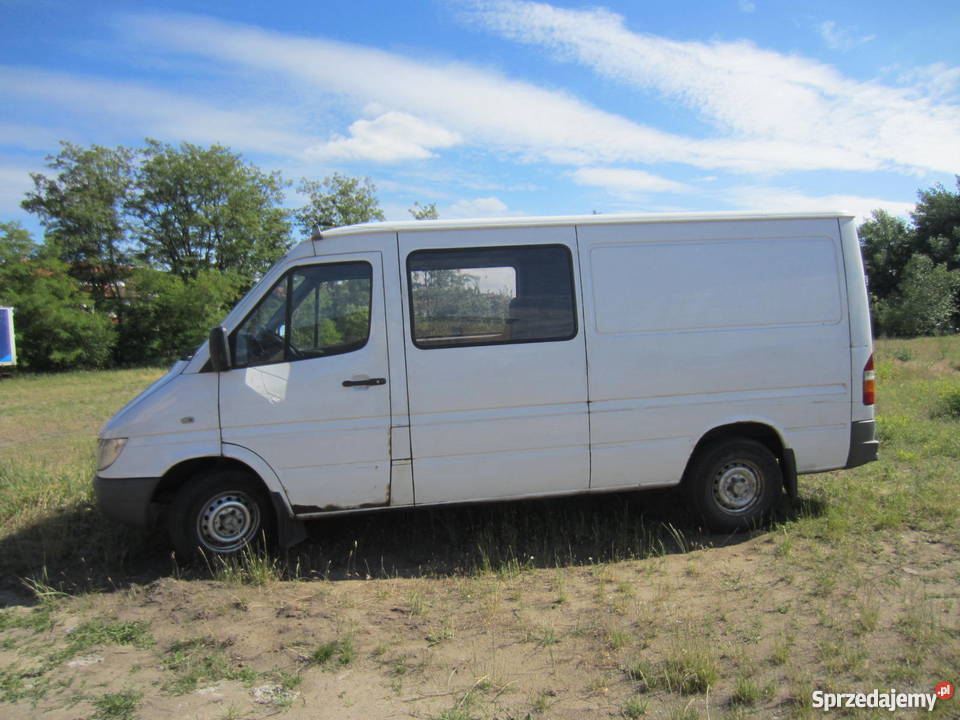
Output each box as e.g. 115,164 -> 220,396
232,262 -> 372,367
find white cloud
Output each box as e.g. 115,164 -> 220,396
446,197 -> 510,218
738,0 -> 756,13
721,185 -> 914,223
122,12 -> 855,174
6,6 -> 952,197
465,1 -> 960,175
899,62 -> 960,102
307,112 -> 462,163
0,123 -> 68,152
0,65 -> 313,158
817,20 -> 874,52
572,167 -> 691,194
0,164 -> 37,218
120,13 -> 702,167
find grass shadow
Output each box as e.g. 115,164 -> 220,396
0,488 -> 822,601
0,506 -> 170,604
782,493 -> 829,522
288,489 -> 718,580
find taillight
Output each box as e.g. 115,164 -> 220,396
863,353 -> 876,405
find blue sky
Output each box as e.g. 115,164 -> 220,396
2,0 -> 959,240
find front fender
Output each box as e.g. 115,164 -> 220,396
99,429 -> 222,480
221,442 -> 308,549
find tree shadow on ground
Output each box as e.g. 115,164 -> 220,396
0,489 -> 828,605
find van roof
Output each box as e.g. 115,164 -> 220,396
314,210 -> 854,240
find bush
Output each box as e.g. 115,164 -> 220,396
875,254 -> 960,337
115,268 -> 241,365
15,292 -> 116,370
0,248 -> 116,370
933,383 -> 960,419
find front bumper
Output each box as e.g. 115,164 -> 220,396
845,419 -> 879,469
94,475 -> 162,527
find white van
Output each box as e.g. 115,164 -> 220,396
95,212 -> 878,557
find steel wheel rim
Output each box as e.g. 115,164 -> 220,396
713,461 -> 763,514
197,491 -> 260,552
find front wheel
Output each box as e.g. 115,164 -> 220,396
685,439 -> 782,534
167,471 -> 274,560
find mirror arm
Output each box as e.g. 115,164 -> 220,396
208,326 -> 232,371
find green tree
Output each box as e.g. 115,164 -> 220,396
909,177 -> 960,328
875,254 -> 960,337
409,202 -> 439,220
0,222 -> 116,370
115,268 -> 241,365
0,220 -> 36,264
858,209 -> 915,301
295,174 -> 385,233
911,176 -> 960,268
21,142 -> 135,307
131,140 -> 291,283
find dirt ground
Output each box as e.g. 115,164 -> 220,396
2,525 -> 957,720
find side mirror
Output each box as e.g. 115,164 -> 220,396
208,326 -> 232,372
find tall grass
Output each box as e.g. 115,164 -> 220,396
0,368 -> 165,587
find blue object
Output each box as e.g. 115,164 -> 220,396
0,307 -> 15,366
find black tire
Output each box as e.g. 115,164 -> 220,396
685,439 -> 782,534
167,470 -> 274,560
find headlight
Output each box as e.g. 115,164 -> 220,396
97,438 -> 128,471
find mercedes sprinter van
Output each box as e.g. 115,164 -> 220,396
94,212 -> 878,557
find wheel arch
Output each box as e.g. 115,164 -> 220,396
683,421 -> 791,489
152,456 -> 264,507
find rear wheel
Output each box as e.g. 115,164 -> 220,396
167,470 -> 274,560
686,439 -> 782,533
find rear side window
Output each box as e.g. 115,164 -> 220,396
407,244 -> 577,348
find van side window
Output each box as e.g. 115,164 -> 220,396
232,262 -> 372,367
408,244 -> 576,349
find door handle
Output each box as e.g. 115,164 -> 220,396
342,377 -> 387,387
